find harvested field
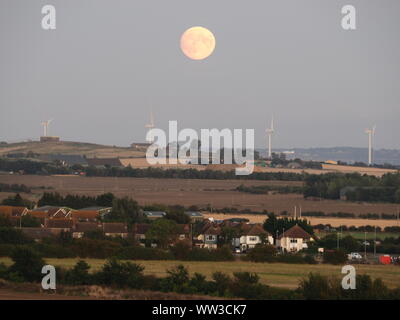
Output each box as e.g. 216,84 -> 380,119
0,175 -> 399,216
203,213 -> 400,228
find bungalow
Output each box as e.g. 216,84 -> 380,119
232,223 -> 273,252
71,210 -> 99,222
0,205 -> 29,217
79,207 -> 112,218
103,222 -> 129,238
44,218 -> 74,231
72,222 -> 102,238
31,206 -> 70,219
277,225 -> 314,253
184,211 -> 203,222
143,211 -> 166,220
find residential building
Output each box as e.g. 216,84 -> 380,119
277,225 -> 314,253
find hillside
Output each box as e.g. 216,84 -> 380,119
0,141 -> 145,158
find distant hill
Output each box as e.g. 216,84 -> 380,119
0,141 -> 145,159
257,147 -> 400,166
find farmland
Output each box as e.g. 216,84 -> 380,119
1,258 -> 399,289
1,174 -> 399,218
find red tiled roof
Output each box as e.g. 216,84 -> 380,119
279,225 -> 312,240
203,225 -> 221,236
71,210 -> 99,219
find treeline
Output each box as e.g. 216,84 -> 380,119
236,184 -> 304,194
1,247 -> 399,300
85,166 -> 306,181
302,211 -> 400,220
0,158 -> 69,175
304,172 -> 400,203
0,183 -> 31,193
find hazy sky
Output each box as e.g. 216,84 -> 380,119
0,0 -> 399,149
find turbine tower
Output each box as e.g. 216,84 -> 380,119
266,116 -> 274,159
145,111 -> 155,143
41,119 -> 53,137
365,125 -> 376,165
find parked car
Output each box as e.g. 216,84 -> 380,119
233,247 -> 241,254
348,252 -> 363,261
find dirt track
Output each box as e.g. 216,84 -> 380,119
0,289 -> 92,300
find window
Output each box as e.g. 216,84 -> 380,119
249,237 -> 258,242
290,239 -> 298,243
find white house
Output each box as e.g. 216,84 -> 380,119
277,225 -> 314,253
232,223 -> 273,252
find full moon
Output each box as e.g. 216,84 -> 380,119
180,26 -> 216,60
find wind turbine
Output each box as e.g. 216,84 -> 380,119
145,111 -> 155,143
365,125 -> 376,165
266,116 -> 274,158
41,119 -> 53,137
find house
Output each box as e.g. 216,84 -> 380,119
132,223 -> 151,246
201,224 -> 221,249
31,206 -> 71,219
103,222 -> 129,238
277,225 -> 314,253
232,223 -> 273,252
44,218 -> 74,231
79,207 -> 112,218
184,211 -> 203,222
0,205 -> 29,217
72,222 -> 102,238
71,210 -> 99,222
176,224 -> 190,241
143,211 -> 166,220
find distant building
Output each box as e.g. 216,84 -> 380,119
277,225 -> 314,253
72,222 -> 102,238
184,211 -> 203,222
40,136 -> 60,143
103,222 -> 129,238
143,211 -> 166,219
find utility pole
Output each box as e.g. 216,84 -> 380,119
364,231 -> 367,260
374,226 -> 377,257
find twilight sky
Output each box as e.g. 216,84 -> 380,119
0,0 -> 399,149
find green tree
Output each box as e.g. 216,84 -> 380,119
8,247 -> 45,282
146,219 -> 178,248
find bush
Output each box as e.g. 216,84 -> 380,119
8,247 -> 45,282
64,260 -> 92,285
323,249 -> 348,265
94,259 -> 145,289
245,245 -> 277,262
0,227 -> 32,245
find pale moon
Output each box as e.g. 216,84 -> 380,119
180,26 -> 216,60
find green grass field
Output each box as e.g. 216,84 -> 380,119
1,257 -> 399,289
319,231 -> 399,240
